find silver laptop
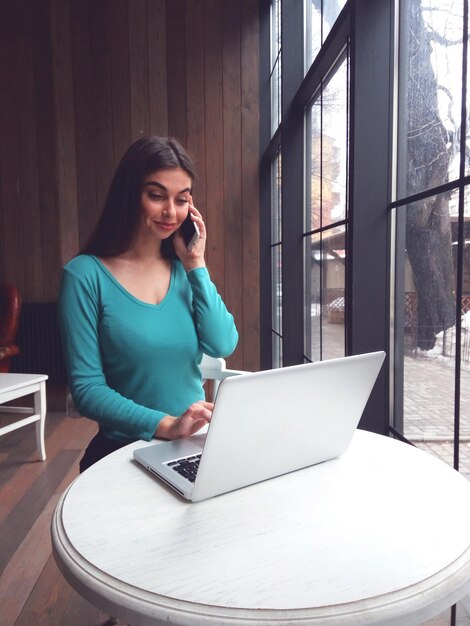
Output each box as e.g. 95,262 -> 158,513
133,351 -> 385,502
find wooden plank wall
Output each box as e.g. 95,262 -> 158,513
0,0 -> 260,371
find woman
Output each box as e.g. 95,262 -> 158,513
58,136 -> 238,472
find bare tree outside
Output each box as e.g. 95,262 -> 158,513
403,0 -> 463,349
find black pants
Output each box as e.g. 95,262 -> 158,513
79,429 -> 131,473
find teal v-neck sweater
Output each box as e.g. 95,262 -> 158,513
58,255 -> 238,443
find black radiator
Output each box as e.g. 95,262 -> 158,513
10,302 -> 67,383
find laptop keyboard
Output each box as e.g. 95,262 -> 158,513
167,454 -> 201,483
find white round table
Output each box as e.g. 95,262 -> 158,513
51,430 -> 470,625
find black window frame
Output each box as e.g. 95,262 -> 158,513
259,0 -> 395,434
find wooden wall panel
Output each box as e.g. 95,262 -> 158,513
129,0 -> 150,139
0,1 -> 25,297
50,0 -> 79,266
185,0 -> 206,207
166,0 -> 187,143
109,0 -> 132,165
90,1 -> 115,217
70,0 -> 97,251
203,0 -> 225,293
148,0 -> 168,137
222,0 -> 244,368
17,0 -> 43,302
0,0 -> 260,371
31,0 -> 61,300
241,0 -> 261,370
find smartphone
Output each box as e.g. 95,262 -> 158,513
180,213 -> 200,252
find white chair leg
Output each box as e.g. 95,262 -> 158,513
34,381 -> 47,461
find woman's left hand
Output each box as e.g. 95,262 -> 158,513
173,198 -> 207,271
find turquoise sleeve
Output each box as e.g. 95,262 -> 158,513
58,267 -> 164,441
186,267 -> 239,357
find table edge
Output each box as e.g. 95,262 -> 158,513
51,486 -> 470,626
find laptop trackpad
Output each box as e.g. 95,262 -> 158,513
160,433 -> 206,459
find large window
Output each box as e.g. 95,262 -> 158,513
393,0 -> 469,467
391,3 -> 470,620
261,0 -> 470,621
304,51 -> 349,362
261,0 -> 353,372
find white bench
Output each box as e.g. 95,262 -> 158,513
0,373 -> 48,460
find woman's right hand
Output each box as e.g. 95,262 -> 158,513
155,401 -> 214,440
173,199 -> 207,271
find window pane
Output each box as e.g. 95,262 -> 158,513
322,226 -> 346,360
397,0 -> 463,199
459,189 -> 470,480
305,0 -> 322,70
271,57 -> 282,135
271,0 -> 281,69
457,602 -> 470,624
420,608 -> 452,626
305,55 -> 348,232
322,58 -> 348,224
304,226 -> 345,361
272,244 -> 282,335
304,233 -> 321,361
272,331 -> 283,368
271,149 -> 283,364
394,192 -> 458,463
304,52 -> 348,364
272,151 -> 282,244
271,0 -> 282,135
458,300 -> 470,478
305,0 -> 347,71
306,95 -> 321,232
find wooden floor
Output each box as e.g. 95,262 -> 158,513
0,409 -> 125,626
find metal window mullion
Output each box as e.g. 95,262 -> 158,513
453,0 -> 469,477
349,0 -> 394,434
319,85 -> 324,360
280,0 -> 305,366
304,218 -> 348,239
390,177 -> 470,211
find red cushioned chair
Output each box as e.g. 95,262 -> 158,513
0,284 -> 21,373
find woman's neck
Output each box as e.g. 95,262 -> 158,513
120,233 -> 165,263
